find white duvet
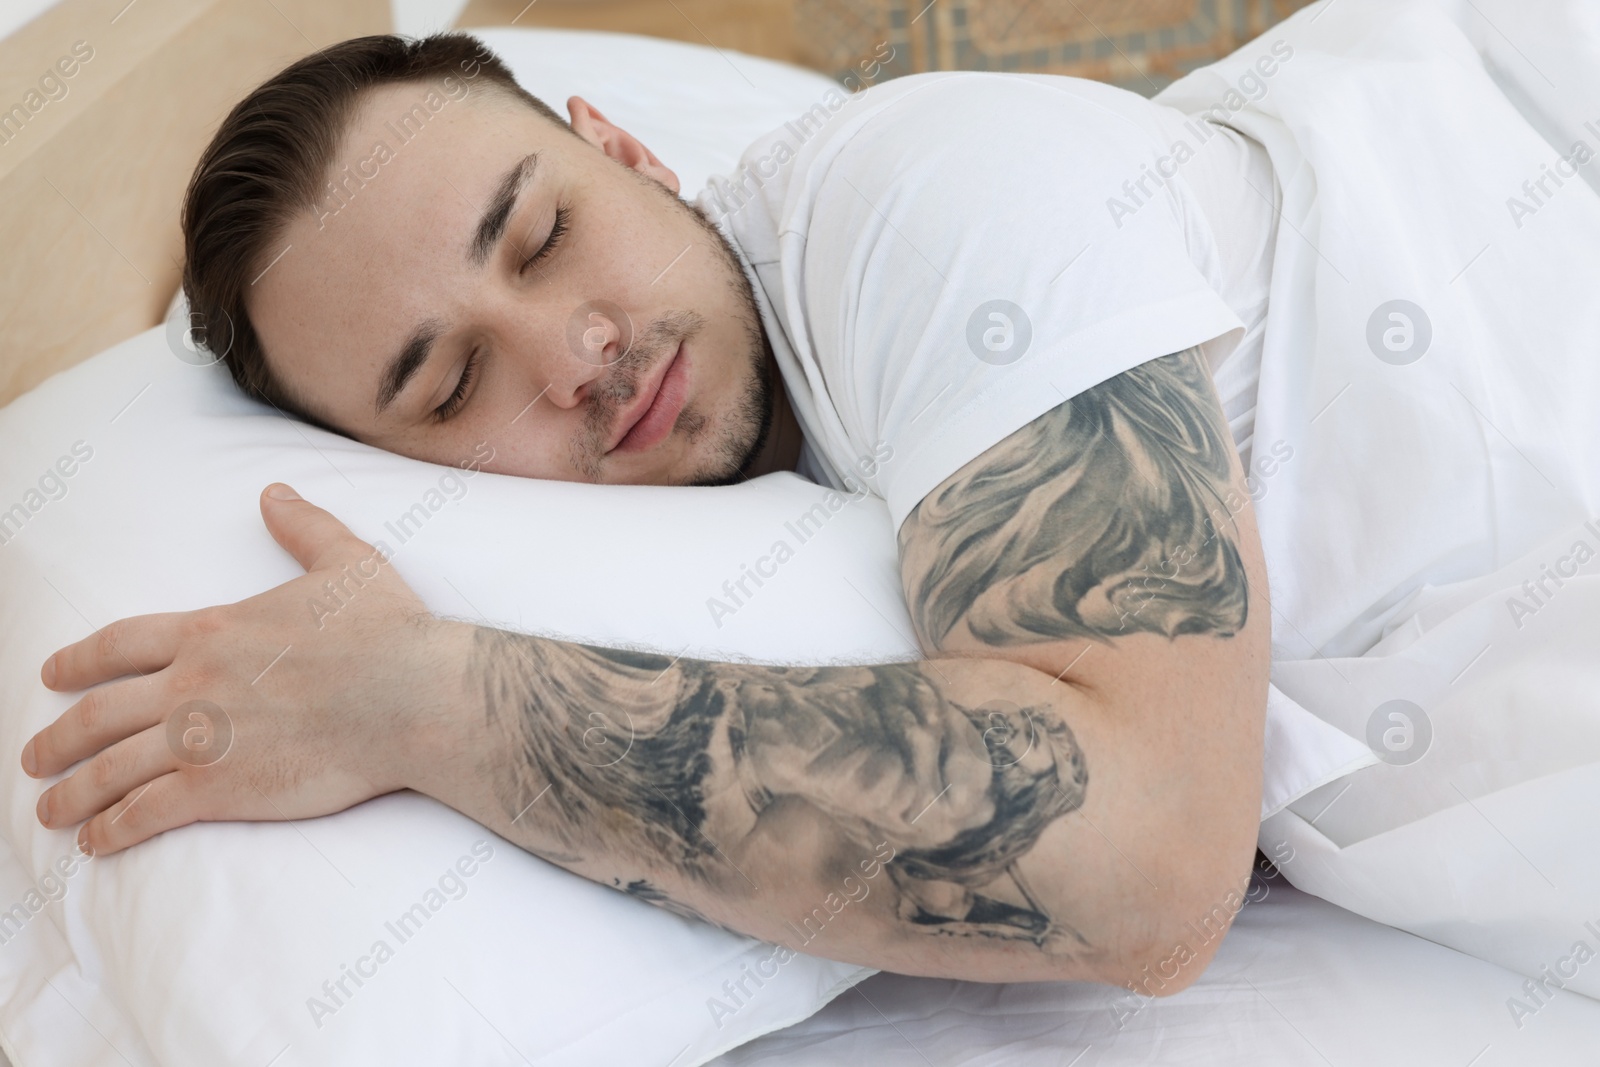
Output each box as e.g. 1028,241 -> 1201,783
1155,0 -> 1600,999
714,872 -> 1600,1065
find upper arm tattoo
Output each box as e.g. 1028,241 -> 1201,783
898,348 -> 1250,653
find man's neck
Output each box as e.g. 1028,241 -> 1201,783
743,370 -> 804,479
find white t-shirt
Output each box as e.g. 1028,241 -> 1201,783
693,71 -> 1380,823
696,70 -> 1274,535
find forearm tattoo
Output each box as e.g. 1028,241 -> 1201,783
898,348 -> 1250,651
468,349 -> 1241,959
472,634 -> 1090,949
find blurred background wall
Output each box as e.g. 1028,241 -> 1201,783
453,0 -> 1320,96
6,0 -> 1321,99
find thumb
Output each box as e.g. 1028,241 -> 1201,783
259,483 -> 375,573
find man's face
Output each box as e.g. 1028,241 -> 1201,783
247,81 -> 775,486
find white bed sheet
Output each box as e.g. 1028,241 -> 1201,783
711,871 -> 1600,1066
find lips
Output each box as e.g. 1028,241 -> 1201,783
601,342 -> 684,454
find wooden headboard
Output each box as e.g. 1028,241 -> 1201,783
0,0 -> 389,408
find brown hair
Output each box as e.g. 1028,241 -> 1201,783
180,32 -> 571,432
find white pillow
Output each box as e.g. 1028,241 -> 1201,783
0,29 -> 887,1067
0,334 -> 893,1066
467,26 -> 852,200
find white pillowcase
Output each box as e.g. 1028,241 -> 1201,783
469,26 -> 856,202
0,28 -> 887,1067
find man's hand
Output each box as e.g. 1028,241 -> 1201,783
23,483 -> 468,856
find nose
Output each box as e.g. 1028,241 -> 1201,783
541,304 -> 631,409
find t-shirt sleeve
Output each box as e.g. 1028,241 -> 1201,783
795,74 -> 1245,535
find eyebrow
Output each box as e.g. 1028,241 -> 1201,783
469,151 -> 539,268
373,152 -> 541,416
375,318 -> 445,414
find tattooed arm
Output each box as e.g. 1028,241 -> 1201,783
416,636 -> 1105,982
895,346 -> 1270,984
408,345 -> 1268,989
26,344 -> 1259,990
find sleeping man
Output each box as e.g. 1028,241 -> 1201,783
19,32 -> 1281,992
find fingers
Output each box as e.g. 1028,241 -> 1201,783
26,674 -> 165,779
259,484 -> 377,573
77,771 -> 196,856
77,773 -> 294,856
36,726 -> 173,832
43,612 -> 188,693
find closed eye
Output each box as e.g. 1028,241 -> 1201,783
431,204 -> 568,422
519,203 -> 569,276
432,348 -> 479,422
431,202 -> 570,422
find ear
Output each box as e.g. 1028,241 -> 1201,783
566,96 -> 681,195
